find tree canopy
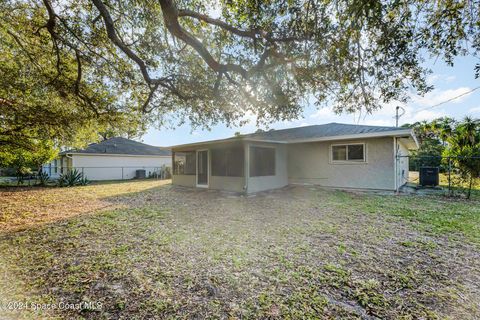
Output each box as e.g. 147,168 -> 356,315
1,0 -> 480,165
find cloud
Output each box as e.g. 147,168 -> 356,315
412,87 -> 472,107
310,107 -> 337,119
469,106 -> 480,114
426,74 -> 456,84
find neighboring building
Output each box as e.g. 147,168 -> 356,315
43,137 -> 171,180
170,123 -> 418,193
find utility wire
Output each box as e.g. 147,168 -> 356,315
415,86 -> 480,112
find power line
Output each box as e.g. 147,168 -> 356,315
416,86 -> 480,112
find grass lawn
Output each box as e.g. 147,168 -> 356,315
0,181 -> 479,319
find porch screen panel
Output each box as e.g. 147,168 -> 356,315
173,151 -> 196,175
249,146 -> 275,177
211,147 -> 244,177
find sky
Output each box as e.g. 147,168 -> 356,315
142,55 -> 480,147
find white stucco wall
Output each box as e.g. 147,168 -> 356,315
287,137 -> 396,190
71,154 -> 171,180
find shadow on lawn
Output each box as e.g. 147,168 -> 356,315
1,184 -> 480,319
0,180 -> 171,233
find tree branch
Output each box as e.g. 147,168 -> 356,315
159,0 -> 247,78
91,0 -> 168,86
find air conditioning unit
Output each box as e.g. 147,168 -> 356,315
136,169 -> 146,179
419,167 -> 439,187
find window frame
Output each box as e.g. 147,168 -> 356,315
330,143 -> 367,163
249,145 -> 276,177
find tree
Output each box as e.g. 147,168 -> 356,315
0,2 -> 146,166
443,117 -> 480,199
403,119 -> 450,171
2,0 -> 480,161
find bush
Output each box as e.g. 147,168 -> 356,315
78,176 -> 90,186
58,169 -> 89,187
37,170 -> 50,186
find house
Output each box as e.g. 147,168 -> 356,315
43,137 -> 171,180
170,123 -> 418,193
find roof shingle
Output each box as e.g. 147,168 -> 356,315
61,137 -> 171,156
242,122 -> 408,142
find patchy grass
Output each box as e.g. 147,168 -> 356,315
0,182 -> 479,319
0,180 -> 168,231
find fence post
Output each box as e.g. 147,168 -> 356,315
448,157 -> 452,197
122,167 -> 124,180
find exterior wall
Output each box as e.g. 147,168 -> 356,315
209,176 -> 245,192
287,137 -> 396,190
396,139 -> 410,188
172,174 -> 196,187
246,142 -> 288,193
71,154 -> 171,180
171,141 -> 246,192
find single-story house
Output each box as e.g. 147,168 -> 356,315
43,137 -> 171,180
170,123 -> 418,193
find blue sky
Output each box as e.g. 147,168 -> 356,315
143,55 -> 480,147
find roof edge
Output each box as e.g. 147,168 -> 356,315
61,152 -> 171,157
170,128 -> 415,149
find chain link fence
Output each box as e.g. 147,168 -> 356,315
397,155 -> 480,198
0,165 -> 172,186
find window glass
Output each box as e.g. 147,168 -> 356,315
249,146 -> 275,177
332,145 -> 347,161
348,144 -> 364,160
332,144 -> 365,162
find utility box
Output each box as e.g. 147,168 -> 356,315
136,169 -> 146,179
419,167 -> 439,187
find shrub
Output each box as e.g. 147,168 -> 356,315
78,176 -> 90,186
37,170 -> 50,186
58,169 -> 88,187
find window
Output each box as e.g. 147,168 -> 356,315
173,151 -> 196,175
53,159 -> 57,173
211,147 -> 244,177
331,144 -> 365,162
249,146 -> 275,177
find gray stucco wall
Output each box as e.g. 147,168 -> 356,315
287,137 -> 395,190
209,176 -> 245,192
246,142 -> 288,193
172,174 -> 196,187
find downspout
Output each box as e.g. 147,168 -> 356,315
65,153 -> 73,172
393,137 -> 398,193
244,142 -> 249,194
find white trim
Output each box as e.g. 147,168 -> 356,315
288,129 -> 413,144
329,142 -> 367,164
64,153 -> 171,158
196,149 -> 209,188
